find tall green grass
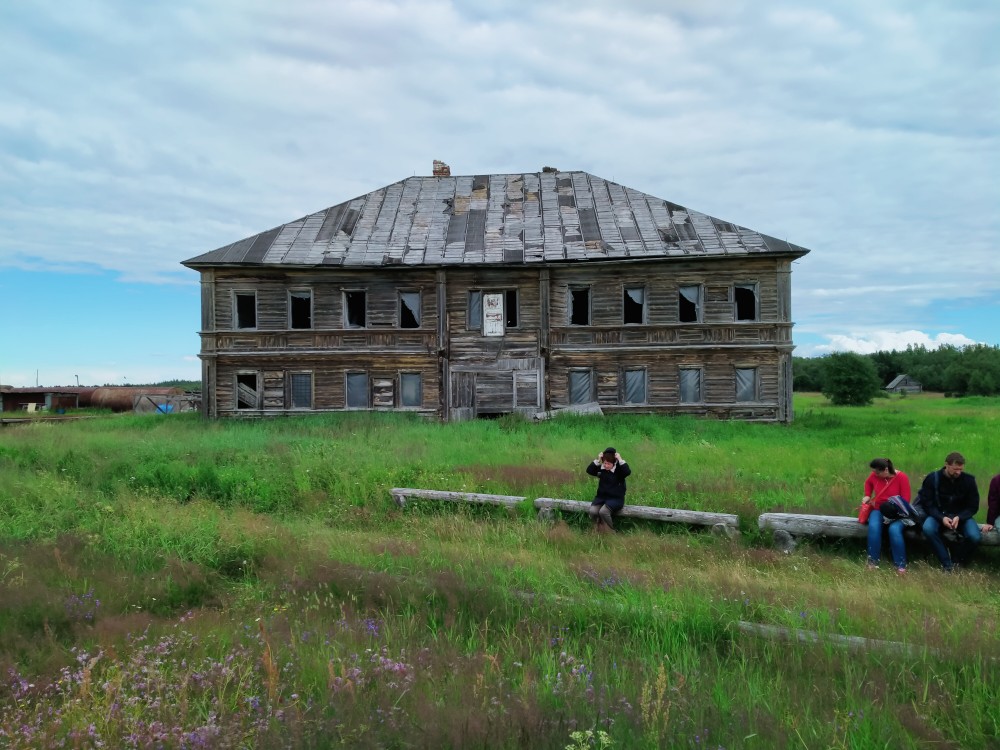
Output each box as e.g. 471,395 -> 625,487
1,394 -> 999,747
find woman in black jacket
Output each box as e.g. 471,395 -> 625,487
586,447 -> 631,531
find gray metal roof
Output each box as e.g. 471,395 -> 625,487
183,171 -> 810,268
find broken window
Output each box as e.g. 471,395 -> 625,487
569,287 -> 590,325
679,368 -> 702,403
505,290 -> 518,328
235,372 -> 259,409
400,373 -> 421,407
235,292 -> 257,329
623,368 -> 647,404
568,370 -> 594,405
678,285 -> 701,323
734,284 -> 758,321
624,286 -> 646,324
468,290 -> 483,329
736,368 -> 758,402
399,291 -> 421,328
289,290 -> 312,329
344,291 -> 366,328
289,372 -> 312,409
346,373 -> 368,408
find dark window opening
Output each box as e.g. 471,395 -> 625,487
290,291 -> 312,329
345,291 -> 366,328
235,293 -> 256,329
570,288 -> 590,325
468,291 -> 483,329
290,373 -> 312,408
624,287 -> 645,324
400,291 -> 420,328
346,373 -> 368,408
236,373 -> 259,409
735,284 -> 758,321
679,285 -> 700,323
505,290 -> 518,327
400,373 -> 421,407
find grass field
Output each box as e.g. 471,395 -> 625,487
1,393 -> 999,748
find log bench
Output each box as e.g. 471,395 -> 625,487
534,497 -> 740,537
758,512 -> 1000,553
390,488 -> 527,509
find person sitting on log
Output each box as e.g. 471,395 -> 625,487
921,452 -> 981,572
859,457 -> 911,574
586,447 -> 630,532
983,472 -> 1000,535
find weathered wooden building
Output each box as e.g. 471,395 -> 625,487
182,166 -> 810,422
884,374 -> 922,394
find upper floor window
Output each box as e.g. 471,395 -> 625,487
623,286 -> 646,324
289,290 -> 312,329
735,367 -> 758,402
504,290 -> 518,328
569,369 -> 595,404
678,285 -> 702,323
734,283 -> 758,321
679,367 -> 703,403
623,368 -> 647,404
344,290 -> 366,328
399,291 -> 421,328
569,287 -> 591,325
289,372 -> 313,409
469,289 -> 519,334
235,292 -> 257,329
468,290 -> 483,329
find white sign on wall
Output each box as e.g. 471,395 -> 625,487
483,293 -> 504,337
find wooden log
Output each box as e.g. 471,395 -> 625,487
390,488 -> 526,509
735,621 -> 924,657
533,497 -> 739,528
758,513 -> 1000,547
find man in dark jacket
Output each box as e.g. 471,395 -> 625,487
586,447 -> 631,531
920,452 -> 981,571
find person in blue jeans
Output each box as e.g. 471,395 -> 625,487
920,452 -> 981,571
860,458 -> 911,574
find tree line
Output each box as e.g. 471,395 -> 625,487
793,344 -> 1000,405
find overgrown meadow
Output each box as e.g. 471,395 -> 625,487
1,394 -> 999,748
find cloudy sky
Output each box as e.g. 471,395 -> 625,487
2,0 -> 998,387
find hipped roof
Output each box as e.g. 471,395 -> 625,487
183,171 -> 810,268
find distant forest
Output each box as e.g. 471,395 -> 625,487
794,344 -> 1000,395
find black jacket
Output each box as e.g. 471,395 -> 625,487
586,459 -> 631,509
920,468 -> 979,522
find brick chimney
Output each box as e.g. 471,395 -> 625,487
432,160 -> 451,177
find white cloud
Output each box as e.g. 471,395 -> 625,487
814,330 -> 980,356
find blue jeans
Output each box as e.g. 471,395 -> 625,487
922,516 -> 981,569
867,510 -> 907,568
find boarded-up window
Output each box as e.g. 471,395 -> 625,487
679,285 -> 701,323
468,290 -> 483,329
679,368 -> 702,403
623,368 -> 647,404
289,290 -> 312,329
570,287 -> 590,325
289,373 -> 312,408
734,284 -> 758,321
569,370 -> 594,404
236,372 -> 259,409
400,373 -> 421,407
623,287 -> 645,324
235,292 -> 257,329
346,373 -> 368,408
372,378 -> 394,408
483,293 -> 504,337
399,291 -> 421,328
736,368 -> 758,402
345,291 -> 366,328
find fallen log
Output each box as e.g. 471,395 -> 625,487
390,488 -> 526,509
534,497 -> 739,536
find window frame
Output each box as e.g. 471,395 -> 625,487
288,288 -> 313,330
468,290 -> 483,330
468,288 -> 519,333
678,284 -> 703,323
399,372 -> 422,408
569,286 -> 591,326
735,366 -> 759,403
345,372 -> 369,409
234,291 -> 258,330
623,285 -> 647,325
343,289 -> 367,329
679,366 -> 704,404
398,290 -> 422,329
733,282 -> 759,322
288,371 -> 314,409
234,371 -> 261,410
622,367 -> 648,405
568,368 -> 596,405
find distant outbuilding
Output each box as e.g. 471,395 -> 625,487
884,374 -> 922,394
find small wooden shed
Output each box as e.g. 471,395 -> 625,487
884,374 -> 922,394
183,165 -> 811,422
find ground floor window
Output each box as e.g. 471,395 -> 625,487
679,368 -> 702,403
289,372 -> 313,409
346,372 -> 369,408
623,368 -> 647,404
735,367 -> 758,402
400,373 -> 422,407
569,369 -> 595,404
235,372 -> 260,409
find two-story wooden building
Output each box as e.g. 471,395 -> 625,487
182,166 -> 810,422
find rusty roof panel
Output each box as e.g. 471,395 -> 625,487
183,170 -> 810,269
